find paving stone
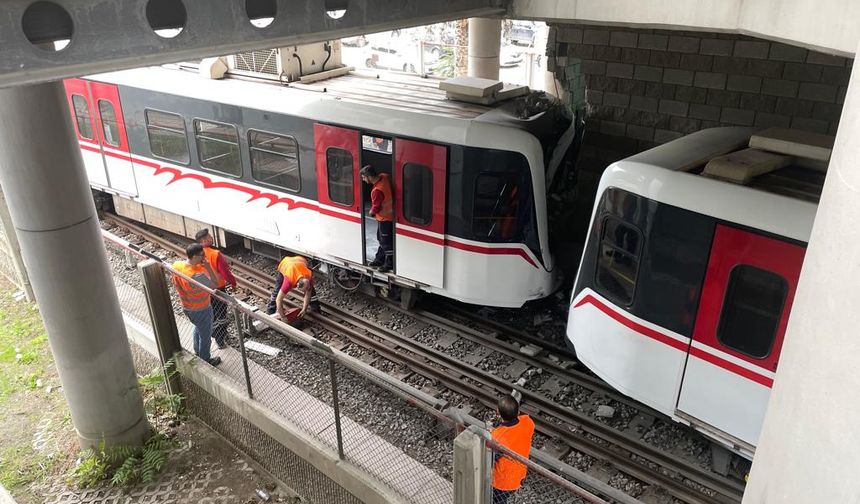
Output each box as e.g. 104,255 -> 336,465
662,68 -> 694,86
689,103 -> 721,121
603,91 -> 630,107
679,53 -> 713,72
720,107 -> 756,126
707,89 -> 741,107
675,85 -> 708,104
583,28 -> 610,45
621,48 -> 651,65
821,66 -> 851,86
783,62 -> 823,82
761,78 -> 799,98
700,38 -> 734,56
581,59 -> 607,75
791,116 -> 830,134
585,88 -> 603,104
606,62 -> 633,79
812,101 -> 844,122
669,116 -> 702,134
744,59 -> 784,78
630,95 -> 658,112
806,51 -> 847,67
667,35 -> 700,53
649,50 -> 681,68
610,31 -> 638,48
754,112 -> 792,128
570,44 -> 595,59
558,26 -> 583,44
712,56 -> 748,74
658,99 -> 688,117
734,40 -> 770,59
769,42 -> 808,62
740,93 -> 777,112
776,96 -> 814,116
593,45 -> 621,62
599,120 -> 627,136
694,71 -> 727,89
626,124 -> 655,141
799,82 -> 838,103
638,33 -> 668,51
634,65 -> 663,82
727,74 -> 762,93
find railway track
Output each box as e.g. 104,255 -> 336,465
101,213 -> 745,504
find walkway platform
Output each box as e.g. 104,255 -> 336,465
114,276 -> 452,504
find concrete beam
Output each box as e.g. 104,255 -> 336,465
0,0 -> 505,89
742,40 -> 860,503
512,0 -> 860,56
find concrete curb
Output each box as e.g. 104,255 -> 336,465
0,484 -> 17,504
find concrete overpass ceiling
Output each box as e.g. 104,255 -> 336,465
512,0 -> 860,57
0,0 -> 507,88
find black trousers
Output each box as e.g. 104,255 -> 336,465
375,220 -> 393,265
211,288 -> 229,345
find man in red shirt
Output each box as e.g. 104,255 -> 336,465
196,229 -> 237,348
360,165 -> 394,272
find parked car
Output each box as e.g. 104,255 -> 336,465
365,44 -> 418,73
342,34 -> 368,47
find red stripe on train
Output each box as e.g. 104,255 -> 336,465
573,294 -> 773,388
396,227 -> 539,268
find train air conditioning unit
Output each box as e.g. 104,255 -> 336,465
225,42 -> 347,82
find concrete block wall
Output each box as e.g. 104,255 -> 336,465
546,24 -> 853,172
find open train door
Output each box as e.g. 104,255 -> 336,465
63,79 -> 109,188
89,82 -> 138,196
393,139 -> 447,288
313,123 -> 363,264
676,225 -> 805,449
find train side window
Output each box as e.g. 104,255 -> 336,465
595,217 -> 642,305
717,265 -> 787,359
71,95 -> 93,140
145,109 -> 189,164
98,100 -> 120,147
473,173 -> 523,241
326,147 -> 354,206
249,130 -> 300,192
403,163 -> 432,225
194,119 -> 241,177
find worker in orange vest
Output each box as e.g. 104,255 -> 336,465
172,243 -> 223,366
266,255 -> 321,319
491,394 -> 536,504
196,228 -> 237,349
360,165 -> 394,272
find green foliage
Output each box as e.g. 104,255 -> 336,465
71,434 -> 176,488
433,48 -> 456,78
70,450 -> 108,488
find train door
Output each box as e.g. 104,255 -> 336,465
63,79 -> 109,187
676,225 -> 805,447
313,123 -> 363,264
393,139 -> 447,287
89,82 -> 138,196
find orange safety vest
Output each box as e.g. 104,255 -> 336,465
203,246 -> 226,289
277,256 -> 312,289
372,173 -> 394,222
491,414 -> 535,491
172,261 -> 213,311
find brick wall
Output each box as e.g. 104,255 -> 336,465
547,24 -> 853,173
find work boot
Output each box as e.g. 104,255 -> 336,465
216,339 -> 228,349
309,300 -> 322,313
208,356 -> 222,367
369,259 -> 383,267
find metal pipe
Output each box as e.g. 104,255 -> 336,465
330,360 -> 345,460
233,305 -> 254,399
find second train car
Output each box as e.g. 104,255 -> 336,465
567,127 -> 827,459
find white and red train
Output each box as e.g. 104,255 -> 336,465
566,127 -> 826,459
64,66 -> 574,307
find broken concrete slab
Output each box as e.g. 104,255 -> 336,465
749,126 -> 835,161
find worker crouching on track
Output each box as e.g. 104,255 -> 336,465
491,394 -> 536,504
266,255 -> 321,320
172,243 -> 223,367
195,228 -> 237,349
360,165 -> 394,272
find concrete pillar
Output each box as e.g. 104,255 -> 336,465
0,82 -> 149,450
467,17 -> 501,80
454,427 -> 491,504
742,40 -> 860,503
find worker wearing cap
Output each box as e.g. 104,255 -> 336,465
360,165 -> 394,272
172,243 -> 223,367
266,255 -> 321,319
491,394 -> 536,504
195,228 -> 236,349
